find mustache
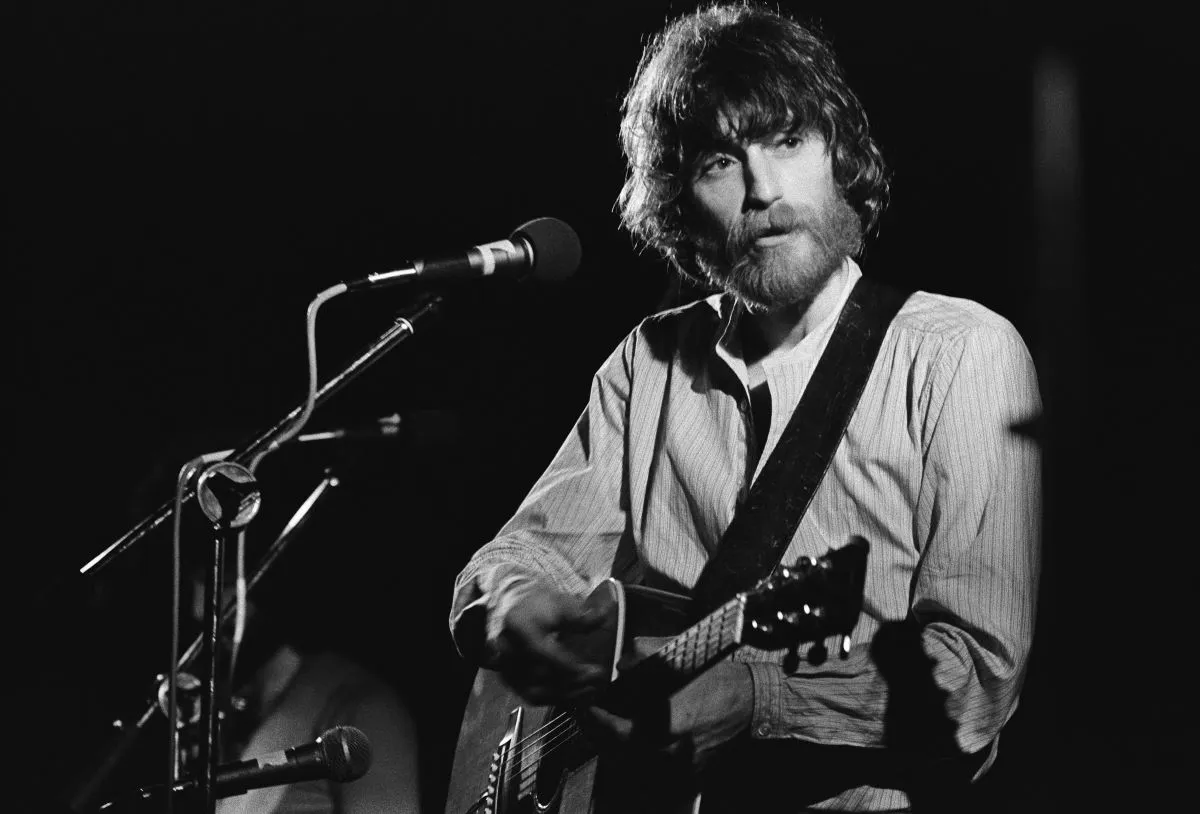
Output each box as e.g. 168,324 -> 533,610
722,201 -> 808,261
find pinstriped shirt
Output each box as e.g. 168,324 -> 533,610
450,260 -> 1042,810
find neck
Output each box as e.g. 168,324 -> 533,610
741,260 -> 851,367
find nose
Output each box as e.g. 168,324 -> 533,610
743,146 -> 782,209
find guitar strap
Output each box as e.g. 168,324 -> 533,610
690,275 -> 911,614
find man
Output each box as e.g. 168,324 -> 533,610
448,3 -> 1040,811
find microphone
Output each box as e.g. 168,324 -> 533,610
345,216 -> 581,291
98,726 -> 372,810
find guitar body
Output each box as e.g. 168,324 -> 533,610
443,670 -> 589,814
444,580 -> 697,814
444,539 -> 869,814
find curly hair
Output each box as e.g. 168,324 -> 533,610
617,2 -> 890,282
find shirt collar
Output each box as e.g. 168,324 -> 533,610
707,257 -> 864,382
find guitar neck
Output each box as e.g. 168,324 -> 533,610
633,595 -> 746,690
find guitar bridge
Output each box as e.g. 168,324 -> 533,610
482,706 -> 524,814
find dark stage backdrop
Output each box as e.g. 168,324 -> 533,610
6,2 -> 1191,812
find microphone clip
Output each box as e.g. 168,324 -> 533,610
194,461 -> 262,529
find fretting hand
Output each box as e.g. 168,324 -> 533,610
577,646 -> 755,776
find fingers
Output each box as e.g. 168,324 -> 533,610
505,589 -> 597,641
560,602 -> 608,632
575,705 -> 633,748
492,589 -> 610,704
580,664 -> 753,770
577,705 -> 690,760
500,637 -> 607,704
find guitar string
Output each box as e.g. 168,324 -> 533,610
496,716 -> 586,795
503,619 -> 745,795
495,599 -> 745,793
493,598 -> 764,803
477,712 -> 577,800
505,710 -> 576,763
498,604 -> 728,762
513,720 -> 586,793
484,570 -> 829,803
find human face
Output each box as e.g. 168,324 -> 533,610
686,125 -> 861,311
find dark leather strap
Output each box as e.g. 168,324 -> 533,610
691,276 -> 911,613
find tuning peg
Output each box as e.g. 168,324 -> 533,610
750,619 -> 775,637
776,610 -> 801,626
837,633 -> 853,659
807,641 -> 828,665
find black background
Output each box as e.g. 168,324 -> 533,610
5,1 -> 1193,812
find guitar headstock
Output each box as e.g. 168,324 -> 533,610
739,536 -> 869,658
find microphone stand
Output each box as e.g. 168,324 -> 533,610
66,291 -> 441,814
184,462 -> 265,814
62,291 -> 442,813
193,519 -> 229,814
64,470 -> 341,814
77,291 -> 444,580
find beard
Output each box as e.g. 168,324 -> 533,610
691,192 -> 863,312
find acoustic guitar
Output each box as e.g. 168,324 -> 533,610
445,537 -> 869,814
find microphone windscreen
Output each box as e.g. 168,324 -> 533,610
318,725 -> 373,783
513,217 -> 582,282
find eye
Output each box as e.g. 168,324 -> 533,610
776,133 -> 803,150
696,153 -> 737,179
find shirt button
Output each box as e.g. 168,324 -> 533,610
755,724 -> 771,737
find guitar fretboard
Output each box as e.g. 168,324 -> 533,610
637,595 -> 745,688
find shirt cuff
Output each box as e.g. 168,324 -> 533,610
746,659 -> 785,739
